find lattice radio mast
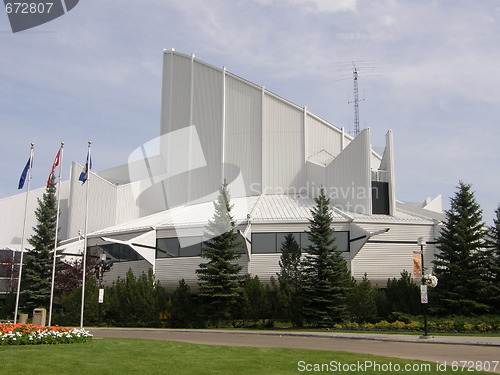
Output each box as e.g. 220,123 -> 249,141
348,64 -> 364,137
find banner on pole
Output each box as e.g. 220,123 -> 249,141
420,285 -> 428,304
413,251 -> 422,276
98,288 -> 104,304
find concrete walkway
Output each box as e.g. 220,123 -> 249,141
89,327 -> 500,346
89,328 -> 500,373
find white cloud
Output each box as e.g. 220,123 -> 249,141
256,0 -> 357,13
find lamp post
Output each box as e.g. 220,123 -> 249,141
95,253 -> 113,325
417,237 -> 428,337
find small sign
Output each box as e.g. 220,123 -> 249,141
420,285 -> 428,304
98,288 -> 104,304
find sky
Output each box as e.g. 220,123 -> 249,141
1,0 -> 499,224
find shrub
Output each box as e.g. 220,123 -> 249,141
345,322 -> 359,329
361,323 -> 375,329
476,323 -> 493,332
462,323 -> 474,332
437,321 -> 455,332
374,320 -> 391,330
391,321 -> 406,330
406,321 -> 423,331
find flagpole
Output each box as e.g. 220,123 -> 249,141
14,143 -> 34,324
48,142 -> 64,327
80,141 -> 91,329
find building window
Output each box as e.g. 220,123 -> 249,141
251,231 -> 350,254
88,243 -> 142,262
251,233 -> 277,253
156,236 -> 203,258
179,237 -> 202,257
157,238 -> 180,258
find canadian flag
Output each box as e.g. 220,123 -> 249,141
47,149 -> 61,188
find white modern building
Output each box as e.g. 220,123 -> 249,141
0,50 -> 444,294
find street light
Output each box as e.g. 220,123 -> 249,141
94,253 -> 113,325
417,237 -> 428,337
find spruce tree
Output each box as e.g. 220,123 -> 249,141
21,176 -> 58,313
196,180 -> 243,328
301,188 -> 351,327
171,279 -> 195,328
432,181 -> 489,315
485,205 -> 500,311
277,233 -> 303,326
385,270 -> 422,315
347,274 -> 377,322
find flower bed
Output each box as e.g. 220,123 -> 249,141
0,323 -> 93,345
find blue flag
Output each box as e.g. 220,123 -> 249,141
79,151 -> 92,183
18,158 -> 31,190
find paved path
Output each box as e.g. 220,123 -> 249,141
89,328 -> 500,373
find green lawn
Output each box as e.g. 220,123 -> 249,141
0,338 -> 494,375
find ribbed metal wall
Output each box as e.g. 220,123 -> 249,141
67,163 -> 118,239
155,256 -> 249,291
326,129 -> 372,214
225,74 -> 262,196
102,260 -> 152,286
160,51 -> 173,137
169,53 -> 191,132
305,113 -> 343,162
192,60 -> 223,198
115,182 -> 144,223
351,222 -> 437,286
262,93 -> 305,193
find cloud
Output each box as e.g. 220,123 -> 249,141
257,0 -> 357,13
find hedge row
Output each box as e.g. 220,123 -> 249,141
332,320 -> 500,333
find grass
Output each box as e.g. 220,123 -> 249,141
0,338 -> 495,375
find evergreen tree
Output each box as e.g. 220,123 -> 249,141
21,176 -> 58,312
240,275 -> 268,325
485,205 -> 500,311
301,188 -> 351,327
347,274 -> 377,322
170,279 -> 195,328
196,180 -> 243,328
432,181 -> 489,315
385,270 -> 422,315
277,233 -> 303,326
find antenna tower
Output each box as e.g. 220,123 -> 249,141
348,64 -> 364,137
331,60 -> 379,136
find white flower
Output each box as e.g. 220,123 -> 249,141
423,274 -> 438,288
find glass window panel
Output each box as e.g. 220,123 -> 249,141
300,232 -> 313,252
251,233 -> 276,254
0,264 -> 13,277
276,232 -> 301,253
157,238 -> 179,258
179,237 -> 202,257
333,232 -> 349,252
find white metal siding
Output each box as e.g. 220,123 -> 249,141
225,75 -> 262,196
263,93 -> 305,193
352,222 -> 437,286
155,256 -> 249,291
169,53 -> 191,132
326,128 -> 372,214
192,60 -> 223,198
305,114 -> 343,163
160,51 -> 173,136
102,260 -> 152,286
67,163 -> 118,239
